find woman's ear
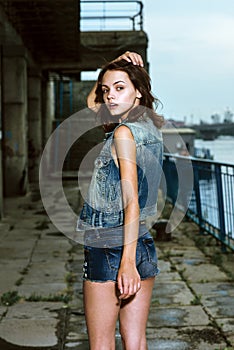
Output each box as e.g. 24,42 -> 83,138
136,89 -> 142,99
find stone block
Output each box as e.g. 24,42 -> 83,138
148,306 -> 210,328
179,263 -> 229,283
0,302 -> 64,347
152,281 -> 194,306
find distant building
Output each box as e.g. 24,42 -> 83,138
166,119 -> 186,128
211,113 -> 221,124
162,128 -> 196,156
223,109 -> 233,123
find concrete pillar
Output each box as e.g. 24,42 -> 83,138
0,141 -> 3,218
40,75 -> 55,176
0,47 -> 3,217
2,48 -> 28,196
41,76 -> 55,147
28,69 -> 42,183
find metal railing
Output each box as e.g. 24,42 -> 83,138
80,0 -> 143,31
163,153 -> 234,252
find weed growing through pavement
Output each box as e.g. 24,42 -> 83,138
0,291 -> 21,306
26,292 -> 72,303
65,272 -> 77,285
15,277 -> 24,286
0,290 -> 72,306
190,295 -> 202,305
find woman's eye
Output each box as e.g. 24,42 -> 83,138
116,86 -> 124,91
102,89 -> 108,94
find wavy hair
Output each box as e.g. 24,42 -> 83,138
94,59 -> 164,131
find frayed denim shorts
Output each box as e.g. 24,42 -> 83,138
83,224 -> 160,282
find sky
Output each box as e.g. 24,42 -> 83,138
143,0 -> 234,124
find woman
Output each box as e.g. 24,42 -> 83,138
77,52 -> 164,349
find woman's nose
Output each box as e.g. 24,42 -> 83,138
107,89 -> 115,100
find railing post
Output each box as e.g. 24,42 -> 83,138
193,162 -> 203,232
215,164 -> 226,252
163,155 -> 178,205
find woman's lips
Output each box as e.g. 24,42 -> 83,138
108,103 -> 118,110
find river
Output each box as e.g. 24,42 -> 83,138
194,136 -> 234,165
193,136 -> 234,239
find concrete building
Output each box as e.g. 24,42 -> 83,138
0,0 -> 148,218
162,128 -> 196,156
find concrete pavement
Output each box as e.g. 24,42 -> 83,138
0,180 -> 233,350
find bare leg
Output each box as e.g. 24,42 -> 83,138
119,277 -> 155,350
83,281 -> 121,350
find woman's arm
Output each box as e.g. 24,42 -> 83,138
113,51 -> 144,66
86,51 -> 144,110
113,125 -> 141,300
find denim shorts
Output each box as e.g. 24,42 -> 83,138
83,226 -> 160,282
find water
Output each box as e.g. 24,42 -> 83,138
195,136 -> 234,164
193,136 -> 234,241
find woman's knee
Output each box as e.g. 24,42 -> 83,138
89,335 -> 116,350
120,330 -> 147,350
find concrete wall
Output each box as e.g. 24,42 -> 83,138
0,6 -> 46,201
2,50 -> 28,196
0,4 -> 57,201
162,129 -> 196,156
54,79 -> 95,119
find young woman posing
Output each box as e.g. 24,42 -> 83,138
77,51 -> 164,349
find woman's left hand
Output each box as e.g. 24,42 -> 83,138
117,261 -> 141,300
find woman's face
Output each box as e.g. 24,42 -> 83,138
101,70 -> 142,120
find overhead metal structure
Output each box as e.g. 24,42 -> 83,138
0,1 -> 146,75
1,0 -> 81,68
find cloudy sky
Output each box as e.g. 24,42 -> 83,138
143,0 -> 234,124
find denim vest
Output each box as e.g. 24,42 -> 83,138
77,114 -> 163,230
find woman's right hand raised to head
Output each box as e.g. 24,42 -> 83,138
87,51 -> 144,110
113,51 -> 144,67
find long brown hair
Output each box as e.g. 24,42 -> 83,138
95,59 -> 164,132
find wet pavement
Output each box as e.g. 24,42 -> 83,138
0,180 -> 233,350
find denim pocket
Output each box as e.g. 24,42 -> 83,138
105,247 -> 122,271
142,237 -> 158,267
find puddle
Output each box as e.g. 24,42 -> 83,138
209,296 -> 234,317
214,289 -> 228,296
153,308 -> 187,327
148,339 -> 189,350
154,283 -> 184,295
183,258 -> 203,266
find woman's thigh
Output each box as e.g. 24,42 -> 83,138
83,281 -> 120,349
119,277 -> 155,348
